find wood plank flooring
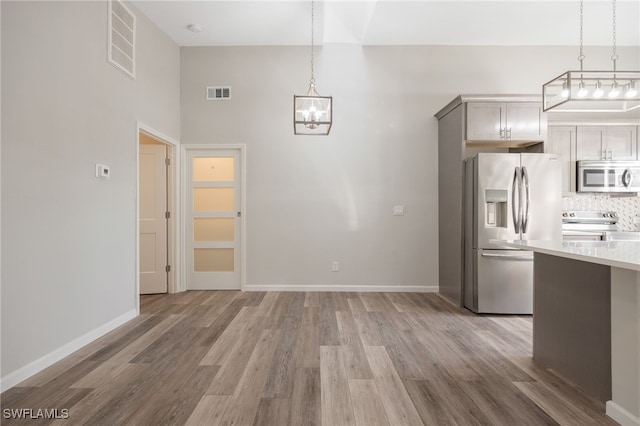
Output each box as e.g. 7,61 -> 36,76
1,291 -> 617,425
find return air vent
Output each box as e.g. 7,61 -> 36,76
108,0 -> 136,78
207,86 -> 232,101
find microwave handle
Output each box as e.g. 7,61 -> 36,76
623,169 -> 633,187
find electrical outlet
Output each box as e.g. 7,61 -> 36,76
332,261 -> 339,272
393,205 -> 404,216
95,164 -> 110,179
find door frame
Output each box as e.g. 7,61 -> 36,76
136,122 -> 181,314
181,144 -> 246,291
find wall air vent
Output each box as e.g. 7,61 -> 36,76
207,86 -> 232,101
108,0 -> 136,79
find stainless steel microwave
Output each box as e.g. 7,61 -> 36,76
577,160 -> 640,193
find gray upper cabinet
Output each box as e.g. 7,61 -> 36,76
548,124 -> 639,192
466,103 -> 504,140
575,126 -> 637,160
547,126 -> 576,193
466,102 -> 545,141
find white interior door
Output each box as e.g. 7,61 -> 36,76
185,149 -> 241,290
139,143 -> 168,294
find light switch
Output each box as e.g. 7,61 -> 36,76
393,205 -> 404,216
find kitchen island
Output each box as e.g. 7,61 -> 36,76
499,240 -> 640,426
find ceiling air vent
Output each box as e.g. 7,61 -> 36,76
108,0 -> 136,79
207,86 -> 232,101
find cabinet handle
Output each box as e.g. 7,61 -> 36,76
608,150 -> 613,160
500,128 -> 505,139
507,128 -> 512,139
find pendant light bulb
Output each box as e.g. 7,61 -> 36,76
577,81 -> 589,98
625,81 -> 638,98
608,81 -> 620,98
593,81 -> 604,98
561,81 -> 570,98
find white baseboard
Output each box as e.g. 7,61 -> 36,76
242,284 -> 439,293
0,309 -> 137,392
607,400 -> 640,426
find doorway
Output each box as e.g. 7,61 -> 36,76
183,146 -> 245,290
139,132 -> 169,294
137,124 -> 180,307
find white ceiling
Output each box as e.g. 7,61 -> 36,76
131,0 -> 640,47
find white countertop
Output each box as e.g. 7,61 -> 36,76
496,240 -> 640,272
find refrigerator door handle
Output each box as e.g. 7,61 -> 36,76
512,167 -> 521,233
522,166 -> 530,234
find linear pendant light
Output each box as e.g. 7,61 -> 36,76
293,0 -> 332,135
542,0 -> 640,113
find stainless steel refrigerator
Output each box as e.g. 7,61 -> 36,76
464,153 -> 562,314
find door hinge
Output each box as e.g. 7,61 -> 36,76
166,265 -> 171,273
165,158 -> 170,166
165,211 -> 171,219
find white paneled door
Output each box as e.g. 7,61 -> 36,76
139,143 -> 168,294
185,149 -> 242,290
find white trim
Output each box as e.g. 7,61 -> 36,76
243,285 -> 439,293
136,123 -> 182,310
240,146 -> 247,291
138,124 -> 180,149
607,401 -> 640,426
181,144 -> 247,292
0,309 -> 136,392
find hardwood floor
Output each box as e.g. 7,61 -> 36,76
1,291 -> 617,425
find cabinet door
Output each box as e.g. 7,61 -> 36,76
466,103 -> 505,140
547,126 -> 576,193
506,103 -> 544,141
576,127 -> 605,160
605,126 -> 637,160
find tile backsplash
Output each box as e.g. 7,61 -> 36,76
562,194 -> 640,231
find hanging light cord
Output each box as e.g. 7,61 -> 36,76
309,0 -> 315,85
578,0 -> 585,72
611,0 -> 618,72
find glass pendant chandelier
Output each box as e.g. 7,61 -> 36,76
542,0 -> 640,113
293,0 -> 332,135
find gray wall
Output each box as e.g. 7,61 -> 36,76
181,44 -> 639,290
1,1 -> 180,383
1,0 -> 638,388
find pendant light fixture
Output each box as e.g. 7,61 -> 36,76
293,0 -> 332,135
542,0 -> 640,112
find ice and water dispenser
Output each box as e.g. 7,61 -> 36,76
484,189 -> 508,228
